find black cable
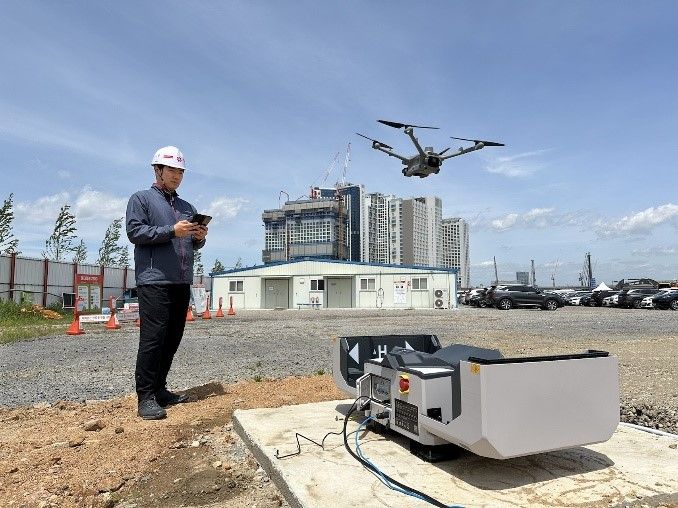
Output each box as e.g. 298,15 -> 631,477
275,430 -> 345,459
342,397 -> 452,508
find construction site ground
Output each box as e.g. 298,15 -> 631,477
0,307 -> 676,507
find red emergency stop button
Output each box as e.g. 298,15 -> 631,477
399,374 -> 410,394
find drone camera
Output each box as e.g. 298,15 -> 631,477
426,156 -> 441,167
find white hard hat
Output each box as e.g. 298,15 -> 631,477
151,146 -> 187,170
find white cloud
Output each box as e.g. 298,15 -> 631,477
15,188 -> 127,226
472,260 -> 496,268
491,213 -> 519,230
73,187 -> 127,221
204,197 -> 248,222
595,203 -> 678,238
15,192 -> 70,224
479,207 -> 601,232
57,170 -> 71,179
631,245 -> 677,256
485,149 -> 551,178
490,208 -> 557,231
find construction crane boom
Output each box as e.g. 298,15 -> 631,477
340,142 -> 351,186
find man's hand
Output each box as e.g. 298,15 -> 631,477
174,220 -> 199,238
193,225 -> 208,241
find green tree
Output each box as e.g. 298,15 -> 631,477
96,218 -> 124,266
0,193 -> 20,255
117,245 -> 130,268
43,204 -> 77,261
233,257 -> 242,269
72,239 -> 87,264
194,250 -> 204,275
212,258 -> 225,273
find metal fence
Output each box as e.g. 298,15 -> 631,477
0,253 -> 211,307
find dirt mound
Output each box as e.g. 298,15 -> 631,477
0,375 -> 343,507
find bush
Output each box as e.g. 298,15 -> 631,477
0,298 -> 67,322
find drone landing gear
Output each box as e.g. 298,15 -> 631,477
402,169 -> 407,176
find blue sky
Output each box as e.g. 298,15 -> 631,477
1,1 -> 676,286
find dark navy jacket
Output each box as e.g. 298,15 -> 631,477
126,185 -> 205,286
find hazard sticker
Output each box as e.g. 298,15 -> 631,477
470,363 -> 481,375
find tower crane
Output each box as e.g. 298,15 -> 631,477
339,142 -> 351,187
309,151 -> 341,199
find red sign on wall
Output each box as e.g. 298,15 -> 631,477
75,274 -> 103,285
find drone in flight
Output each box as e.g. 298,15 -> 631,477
356,120 -> 504,178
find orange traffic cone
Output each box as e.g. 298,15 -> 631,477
202,295 -> 211,320
227,296 -> 236,316
67,301 -> 84,335
106,297 -> 121,330
215,297 -> 224,318
186,306 -> 195,322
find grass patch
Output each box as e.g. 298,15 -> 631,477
0,298 -> 69,344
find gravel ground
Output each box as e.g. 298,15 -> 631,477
1,306 -> 676,432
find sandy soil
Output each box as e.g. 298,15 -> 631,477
0,376 -> 344,508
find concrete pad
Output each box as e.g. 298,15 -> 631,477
233,400 -> 678,508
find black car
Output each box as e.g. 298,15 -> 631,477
652,289 -> 678,310
486,285 -> 564,310
579,294 -> 595,306
617,288 -> 662,309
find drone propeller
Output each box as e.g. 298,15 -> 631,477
378,120 -> 439,130
355,132 -> 393,150
450,136 -> 504,147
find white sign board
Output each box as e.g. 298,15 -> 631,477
79,314 -> 108,324
393,282 -> 407,305
117,310 -> 139,322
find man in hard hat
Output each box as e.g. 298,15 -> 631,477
126,146 -> 208,420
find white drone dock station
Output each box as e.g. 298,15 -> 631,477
333,335 -> 619,460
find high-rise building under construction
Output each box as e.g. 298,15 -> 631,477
263,187 -> 469,285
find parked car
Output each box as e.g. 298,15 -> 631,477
579,294 -> 596,307
486,285 -> 564,310
467,286 -> 495,308
602,293 -> 620,307
567,291 -> 592,306
590,289 -> 617,307
652,289 -> 678,310
640,295 -> 655,309
617,288 -> 662,309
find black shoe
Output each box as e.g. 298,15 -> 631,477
156,389 -> 190,407
138,397 -> 167,420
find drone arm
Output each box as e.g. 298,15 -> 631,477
440,143 -> 483,161
374,144 -> 409,162
404,128 -> 426,157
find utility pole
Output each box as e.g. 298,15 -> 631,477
530,259 -> 536,286
493,256 -> 499,285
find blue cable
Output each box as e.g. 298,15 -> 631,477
354,416 -> 464,508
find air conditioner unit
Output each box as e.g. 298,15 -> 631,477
433,289 -> 449,309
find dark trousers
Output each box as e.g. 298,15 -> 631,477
135,284 -> 191,401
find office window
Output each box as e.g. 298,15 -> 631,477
229,280 -> 244,292
311,279 -> 325,291
360,278 -> 376,290
412,277 -> 427,290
